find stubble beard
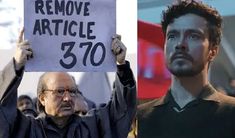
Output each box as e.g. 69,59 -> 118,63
167,61 -> 205,77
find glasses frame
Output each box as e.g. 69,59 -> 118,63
43,88 -> 82,97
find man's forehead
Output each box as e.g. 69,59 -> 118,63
44,72 -> 75,85
167,13 -> 208,32
45,72 -> 70,78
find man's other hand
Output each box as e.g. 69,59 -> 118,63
111,34 -> 127,65
14,29 -> 33,70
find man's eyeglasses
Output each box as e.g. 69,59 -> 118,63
44,88 -> 81,97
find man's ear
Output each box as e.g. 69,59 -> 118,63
39,93 -> 46,106
208,46 -> 219,61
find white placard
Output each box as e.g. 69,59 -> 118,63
24,0 -> 116,72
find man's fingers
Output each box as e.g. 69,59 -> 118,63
116,45 -> 125,55
112,37 -> 127,55
26,51 -> 33,60
17,45 -> 33,59
111,39 -> 119,54
114,34 -> 121,40
18,40 -> 30,46
112,44 -> 125,55
22,49 -> 33,60
111,38 -> 118,51
17,29 -> 24,44
112,34 -> 121,41
111,34 -> 126,64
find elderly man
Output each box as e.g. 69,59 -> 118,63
138,1 -> 235,138
0,31 -> 136,138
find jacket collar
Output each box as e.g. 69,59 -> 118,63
153,84 -> 220,107
36,112 -> 78,131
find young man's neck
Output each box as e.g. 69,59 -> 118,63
170,70 -> 208,108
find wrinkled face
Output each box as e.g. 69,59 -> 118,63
39,72 -> 80,117
164,13 -> 217,77
17,98 -> 33,111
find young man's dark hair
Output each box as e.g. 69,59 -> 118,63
161,0 -> 222,47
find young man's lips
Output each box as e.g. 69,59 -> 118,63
174,55 -> 188,59
172,53 -> 192,61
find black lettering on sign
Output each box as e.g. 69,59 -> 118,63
33,19 -> 42,35
84,2 -> 90,16
46,0 -> 53,15
34,0 -> 90,16
87,22 -> 96,40
63,20 -> 68,35
41,19 -> 53,35
55,0 -> 65,15
66,1 -> 74,16
68,21 -> 77,36
79,22 -> 86,38
90,42 -> 106,66
79,42 -> 106,66
35,0 -> 45,14
60,42 -> 77,69
74,1 -> 83,15
52,19 -> 63,35
79,42 -> 92,66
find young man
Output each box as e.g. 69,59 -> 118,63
138,1 -> 235,138
0,31 -> 136,138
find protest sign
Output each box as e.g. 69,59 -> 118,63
24,0 -> 116,71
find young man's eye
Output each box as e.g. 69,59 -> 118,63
167,34 -> 176,40
189,34 -> 200,40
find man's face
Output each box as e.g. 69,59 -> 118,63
39,73 -> 79,117
17,98 -> 33,111
164,13 -> 216,77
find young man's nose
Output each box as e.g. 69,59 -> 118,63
175,36 -> 188,51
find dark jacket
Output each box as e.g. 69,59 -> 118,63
0,60 -> 136,138
138,84 -> 235,138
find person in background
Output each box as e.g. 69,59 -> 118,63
17,95 -> 37,117
73,89 -> 89,116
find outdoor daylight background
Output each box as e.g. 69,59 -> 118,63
0,0 -> 137,104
